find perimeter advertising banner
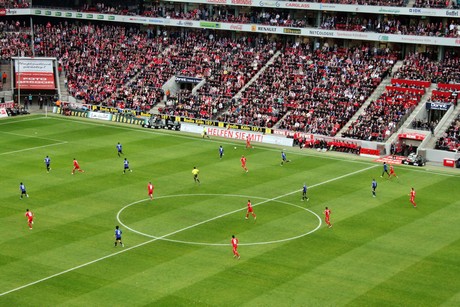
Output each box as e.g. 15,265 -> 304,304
14,59 -> 55,90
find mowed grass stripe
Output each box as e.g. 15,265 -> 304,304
0,115 -> 459,306
349,238 -> 460,306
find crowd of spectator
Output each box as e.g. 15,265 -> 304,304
31,22 -> 169,111
414,0 -> 458,9
342,89 -> 422,141
0,20 -> 32,63
0,0 -> 29,8
435,113 -> 460,151
159,35 -> 276,119
411,118 -> 438,132
320,14 -> 460,38
394,52 -> 460,83
217,44 -> 396,135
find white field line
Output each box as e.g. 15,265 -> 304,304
48,115 -> 373,166
0,116 -> 48,125
0,164 -> 377,297
0,131 -> 66,143
0,142 -> 68,156
118,194 -> 322,246
48,116 -> 460,177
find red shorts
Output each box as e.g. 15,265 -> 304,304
28,218 -> 33,223
247,208 -> 253,213
325,217 -> 330,223
241,164 -> 246,167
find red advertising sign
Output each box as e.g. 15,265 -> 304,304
15,59 -> 55,90
398,133 -> 426,141
0,9 -> 6,16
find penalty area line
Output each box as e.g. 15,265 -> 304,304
0,164 -> 377,297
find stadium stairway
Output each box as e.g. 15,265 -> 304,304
385,83 -> 437,146
215,50 -> 282,118
58,69 -> 71,102
233,50 -> 282,101
422,104 -> 460,149
336,61 -> 403,137
1,63 -> 12,91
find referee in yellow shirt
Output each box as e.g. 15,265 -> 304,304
192,166 -> 200,184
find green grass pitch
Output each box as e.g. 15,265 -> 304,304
0,114 -> 459,306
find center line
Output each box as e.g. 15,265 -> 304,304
0,164 -> 377,297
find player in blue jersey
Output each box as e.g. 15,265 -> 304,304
20,182 -> 28,199
116,142 -> 123,157
114,226 -> 124,247
44,155 -> 51,173
372,179 -> 377,197
280,151 -> 291,166
381,162 -> 390,178
123,158 -> 132,174
301,183 -> 309,201
219,145 -> 224,159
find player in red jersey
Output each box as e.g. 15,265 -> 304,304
231,235 -> 240,259
147,182 -> 154,200
409,187 -> 417,208
240,155 -> 248,172
324,207 -> 332,228
72,158 -> 84,174
25,209 -> 34,230
389,165 -> 398,179
245,199 -> 256,220
246,136 -> 252,149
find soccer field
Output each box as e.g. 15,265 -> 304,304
0,114 -> 459,306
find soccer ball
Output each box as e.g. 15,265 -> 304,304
234,147 -> 237,149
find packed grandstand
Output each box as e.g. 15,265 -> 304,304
0,0 -> 459,159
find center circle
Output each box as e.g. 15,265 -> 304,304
117,194 -> 322,246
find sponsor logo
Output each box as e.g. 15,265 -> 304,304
308,30 -> 334,37
251,25 -> 257,31
149,18 -> 164,24
183,21 -> 193,26
175,76 -> 203,84
35,9 -> 42,14
259,0 -> 280,7
7,9 -> 18,15
45,10 -> 51,15
0,9 -> 6,16
446,10 -> 459,16
409,8 -> 422,13
320,4 -> 336,9
379,35 -> 389,41
76,13 -> 83,18
55,12 -> 62,17
230,24 -> 243,31
257,26 -> 277,32
87,14 -> 94,18
231,0 -> 252,4
65,12 -> 72,17
285,3 -> 310,8
379,8 -> 400,14
0,108 -> 8,118
206,0 -> 226,3
97,14 -> 104,19
200,21 -> 221,28
283,28 -> 301,35
455,39 -> 460,44
108,15 -> 115,21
